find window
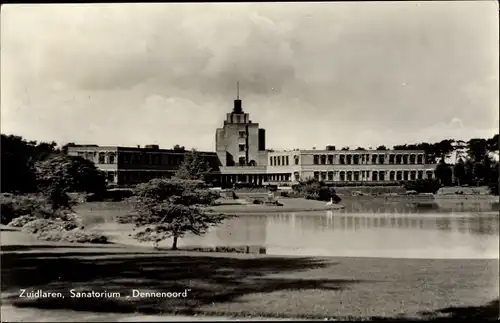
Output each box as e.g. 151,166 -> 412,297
238,157 -> 246,166
314,172 -> 320,180
294,155 -> 299,165
327,171 -> 334,181
417,155 -> 424,164
346,155 -> 352,165
328,155 -> 333,164
371,155 -> 378,164
239,131 -> 246,138
109,153 -> 115,164
239,144 -> 245,152
320,155 -> 326,165
277,156 -> 281,166
270,157 -> 273,166
98,152 -> 106,164
313,155 -> 319,165
285,156 -> 289,165
282,156 -> 286,165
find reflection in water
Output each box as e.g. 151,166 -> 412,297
180,210 -> 499,259
78,201 -> 500,259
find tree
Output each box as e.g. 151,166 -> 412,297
464,159 -> 475,185
434,160 -> 452,186
355,147 -> 366,151
35,155 -> 106,211
341,146 -> 350,151
173,144 -> 185,151
1,134 -> 60,193
376,145 -> 387,151
453,158 -> 466,186
486,134 -> 499,152
404,179 -> 441,194
118,178 -> 228,249
487,161 -> 499,195
174,149 -> 212,182
467,138 -> 488,162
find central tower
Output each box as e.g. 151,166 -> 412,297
215,82 -> 266,167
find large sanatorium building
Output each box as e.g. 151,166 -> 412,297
67,95 -> 436,187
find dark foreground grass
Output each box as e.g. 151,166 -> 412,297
1,241 -> 498,321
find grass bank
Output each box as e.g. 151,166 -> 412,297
210,198 -> 343,214
1,230 -> 498,321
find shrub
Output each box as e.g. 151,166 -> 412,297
404,179 -> 442,194
55,212 -> 84,230
292,179 -> 340,202
22,219 -> 66,234
280,191 -> 290,198
35,228 -> 108,244
0,193 -> 52,224
252,199 -> 263,204
8,215 -> 39,228
60,229 -> 108,244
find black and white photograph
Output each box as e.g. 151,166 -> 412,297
1,1 -> 499,321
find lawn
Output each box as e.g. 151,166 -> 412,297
1,229 -> 498,321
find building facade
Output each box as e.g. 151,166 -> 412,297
67,145 -> 219,186
215,95 -> 436,186
69,94 -> 436,187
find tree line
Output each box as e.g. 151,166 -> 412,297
2,132 -> 499,196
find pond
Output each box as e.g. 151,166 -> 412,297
77,200 -> 499,259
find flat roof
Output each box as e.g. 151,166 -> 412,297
67,145 -> 217,155
269,149 -> 426,154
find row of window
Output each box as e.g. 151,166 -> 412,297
221,174 -> 291,182
77,151 -> 186,166
269,155 -> 291,166
268,154 -> 426,166
314,154 -> 425,165
312,170 -> 433,181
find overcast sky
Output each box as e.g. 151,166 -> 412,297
2,2 -> 499,151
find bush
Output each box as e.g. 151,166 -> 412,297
22,219 -> 66,234
8,215 -> 39,228
252,199 -> 263,204
404,179 -> 442,194
61,229 -> 108,244
35,228 -> 108,244
292,179 -> 341,202
0,193 -> 52,224
21,218 -> 107,243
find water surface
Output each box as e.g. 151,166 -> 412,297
78,200 -> 499,259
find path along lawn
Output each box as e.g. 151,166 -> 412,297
1,228 -> 498,321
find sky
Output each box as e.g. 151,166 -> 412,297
1,2 -> 499,152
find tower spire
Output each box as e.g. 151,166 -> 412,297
233,81 -> 243,113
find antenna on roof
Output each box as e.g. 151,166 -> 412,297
237,81 -> 240,100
